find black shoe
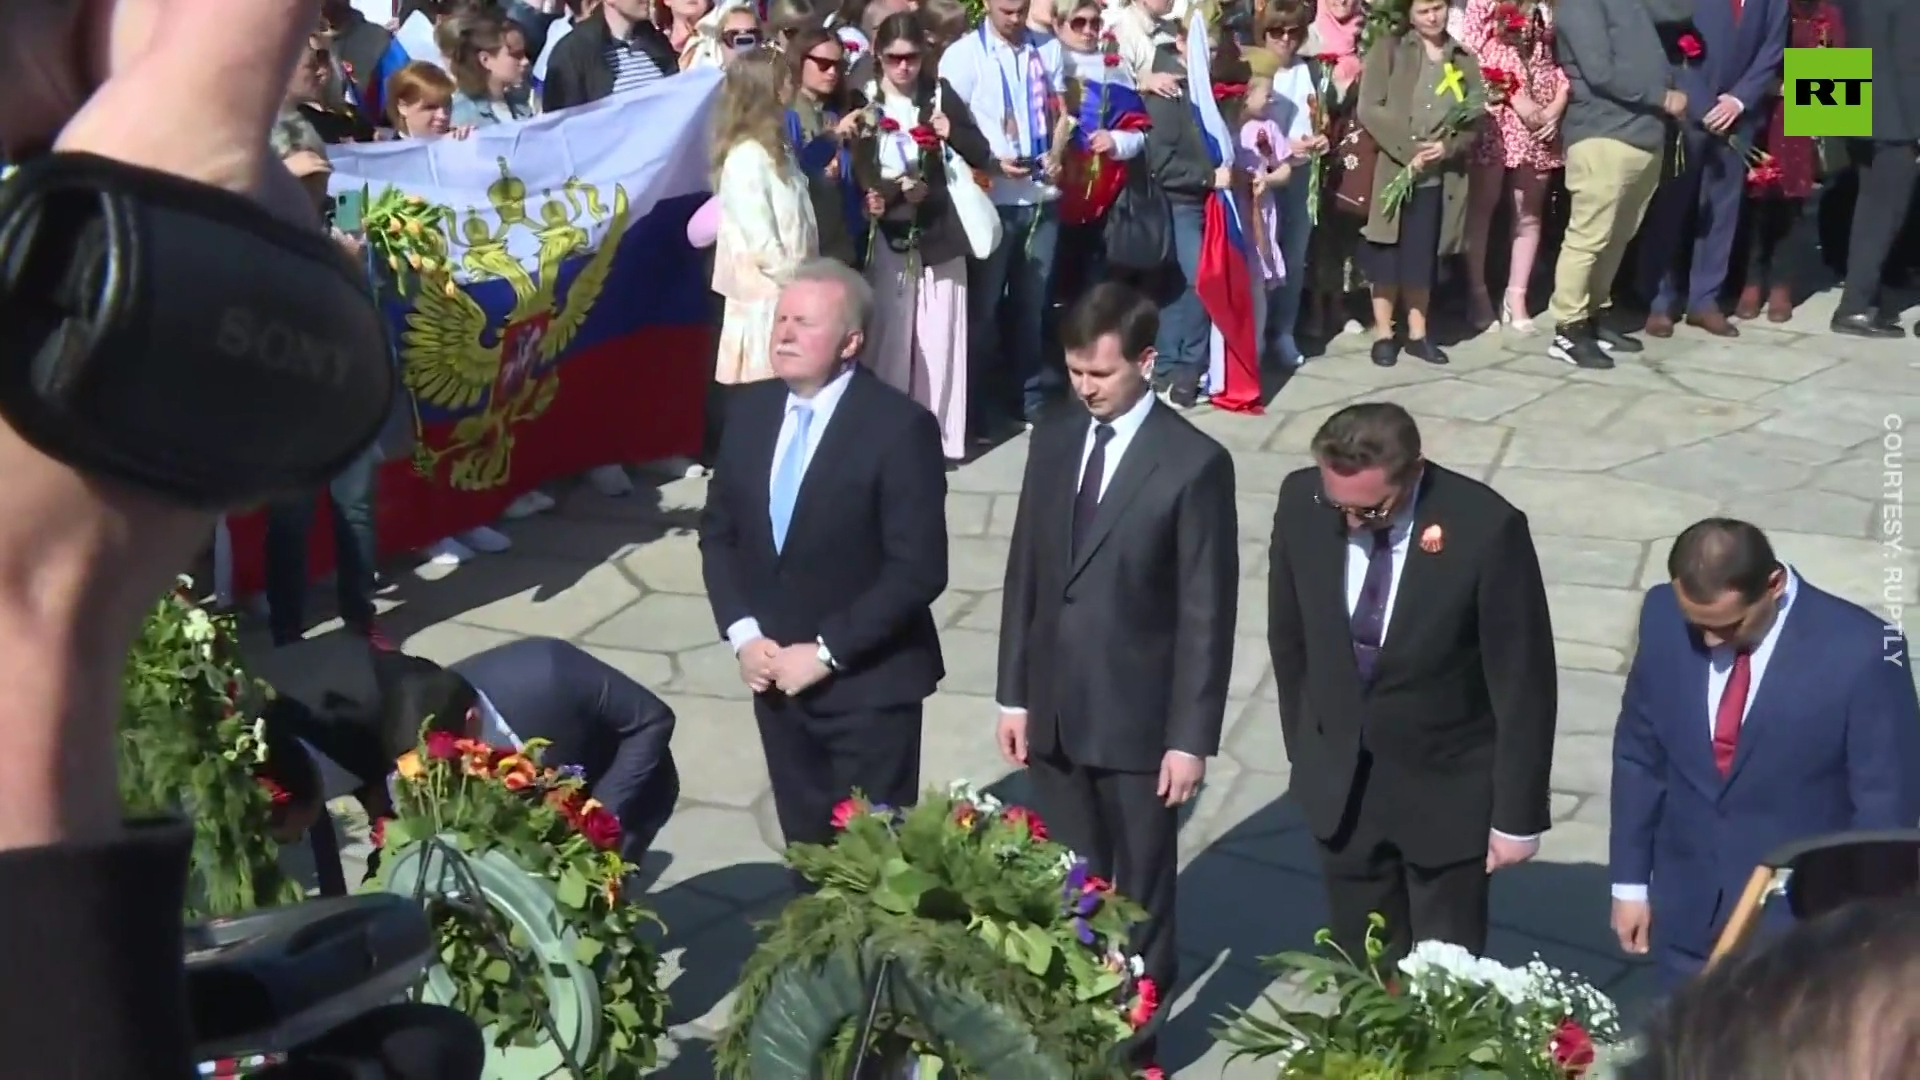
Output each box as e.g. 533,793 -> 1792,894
1549,323 -> 1615,370
1165,371 -> 1201,409
1831,311 -> 1905,339
1592,324 -> 1644,354
1369,338 -> 1400,367
1405,337 -> 1448,365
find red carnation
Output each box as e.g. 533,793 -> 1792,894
424,730 -> 462,761
831,797 -> 862,829
370,817 -> 389,848
878,116 -> 901,133
1003,805 -> 1048,840
1083,873 -> 1111,894
1677,32 -> 1703,59
1550,1018 -> 1597,1075
1212,82 -> 1248,101
1128,976 -> 1160,1028
1313,52 -> 1341,65
579,806 -> 622,850
910,124 -> 941,151
257,776 -> 291,807
1103,51 -> 1120,67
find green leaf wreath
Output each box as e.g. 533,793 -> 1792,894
369,732 -> 669,1078
118,580 -> 303,918
717,783 -> 1161,1080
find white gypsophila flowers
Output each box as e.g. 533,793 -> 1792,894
182,605 -> 217,643
1395,941 -> 1534,1005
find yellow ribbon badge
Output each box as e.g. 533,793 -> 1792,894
1437,62 -> 1466,102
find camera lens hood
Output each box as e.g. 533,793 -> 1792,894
0,153 -> 394,508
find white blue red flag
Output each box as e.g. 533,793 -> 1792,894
1185,15 -> 1262,415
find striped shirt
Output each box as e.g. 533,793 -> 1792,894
606,33 -> 668,94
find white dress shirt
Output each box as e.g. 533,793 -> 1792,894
1613,568 -> 1800,902
725,366 -> 857,653
936,24 -> 1068,206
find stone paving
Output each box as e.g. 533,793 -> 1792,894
253,287 -> 1918,1078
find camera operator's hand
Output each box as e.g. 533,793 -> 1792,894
0,0 -> 318,852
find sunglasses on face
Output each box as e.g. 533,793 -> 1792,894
725,30 -> 762,47
1066,15 -> 1100,30
882,49 -> 921,65
1264,25 -> 1306,39
1314,491 -> 1395,522
803,53 -> 841,70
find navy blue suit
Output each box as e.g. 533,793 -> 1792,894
1609,572 -> 1920,988
1636,0 -> 1788,313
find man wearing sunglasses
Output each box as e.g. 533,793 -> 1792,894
1266,402 -> 1558,971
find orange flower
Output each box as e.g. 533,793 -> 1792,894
461,749 -> 494,777
502,771 -> 534,791
494,753 -> 536,785
1419,524 -> 1445,554
395,751 -> 426,781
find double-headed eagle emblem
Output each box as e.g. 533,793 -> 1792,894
401,158 -> 631,491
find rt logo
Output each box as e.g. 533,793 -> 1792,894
1784,48 -> 1872,137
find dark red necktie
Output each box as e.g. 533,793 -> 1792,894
1731,0 -> 1744,21
1712,651 -> 1751,777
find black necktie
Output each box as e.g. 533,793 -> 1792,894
1350,527 -> 1396,683
1073,424 -> 1115,555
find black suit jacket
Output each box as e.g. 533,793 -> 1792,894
454,637 -> 676,822
996,400 -> 1239,773
1842,0 -> 1920,141
699,368 -> 949,712
1267,464 -> 1558,866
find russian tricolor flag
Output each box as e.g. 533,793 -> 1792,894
1058,75 -> 1152,227
1186,16 -> 1262,416
222,74 -> 722,597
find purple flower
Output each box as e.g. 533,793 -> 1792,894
1073,917 -> 1096,945
1074,890 -> 1100,917
1063,861 -> 1089,895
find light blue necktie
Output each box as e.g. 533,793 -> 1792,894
769,403 -> 814,553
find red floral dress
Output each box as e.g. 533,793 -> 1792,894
1460,0 -> 1569,171
1750,0 -> 1844,201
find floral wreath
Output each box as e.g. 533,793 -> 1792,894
370,730 -> 668,1076
718,783 -> 1160,1079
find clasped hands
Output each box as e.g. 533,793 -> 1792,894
737,637 -> 831,695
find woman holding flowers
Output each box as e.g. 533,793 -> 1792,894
853,12 -> 993,460
1354,0 -> 1485,367
1301,0 -> 1367,338
1053,0 -> 1152,303
1459,0 -> 1566,334
786,28 -> 865,266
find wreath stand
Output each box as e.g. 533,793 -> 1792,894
380,835 -> 602,1080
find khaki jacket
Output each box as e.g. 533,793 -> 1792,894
1354,33 -> 1484,251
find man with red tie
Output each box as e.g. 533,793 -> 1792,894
1609,518 -> 1920,989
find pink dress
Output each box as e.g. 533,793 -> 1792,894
1235,117 -> 1288,283
1459,0 -> 1568,171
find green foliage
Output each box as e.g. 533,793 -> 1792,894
1215,915 -> 1622,1080
372,734 -> 668,1077
118,582 -> 302,918
717,786 -> 1160,1080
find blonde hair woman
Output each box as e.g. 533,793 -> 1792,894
713,47 -> 820,395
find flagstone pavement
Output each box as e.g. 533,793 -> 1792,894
254,290 -> 1916,1078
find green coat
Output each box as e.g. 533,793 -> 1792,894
1354,33 -> 1485,253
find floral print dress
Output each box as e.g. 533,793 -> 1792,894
1460,0 -> 1568,172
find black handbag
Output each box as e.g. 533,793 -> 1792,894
1102,161 -> 1172,272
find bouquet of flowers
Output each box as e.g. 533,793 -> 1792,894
1377,80 -> 1487,219
361,186 -> 455,299
120,578 -> 303,918
718,781 -> 1160,1080
1492,0 -> 1528,44
372,731 -> 668,1077
1217,915 -> 1625,1080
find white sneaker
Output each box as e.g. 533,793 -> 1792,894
645,455 -> 708,480
425,537 -> 475,566
501,489 -> 557,519
587,464 -> 633,497
458,524 -> 513,553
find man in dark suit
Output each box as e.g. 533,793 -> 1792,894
1831,0 -> 1920,337
698,259 -> 949,853
994,282 -> 1238,1045
1609,519 -> 1920,988
1267,403 -> 1558,967
365,642 -> 681,869
1636,0 -> 1788,338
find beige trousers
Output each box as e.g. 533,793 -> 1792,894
1545,138 -> 1664,327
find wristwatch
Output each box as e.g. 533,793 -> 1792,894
816,637 -> 840,672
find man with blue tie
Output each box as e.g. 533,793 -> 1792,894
1635,0 -> 1787,338
1610,518 -> 1920,988
697,259 -> 949,854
